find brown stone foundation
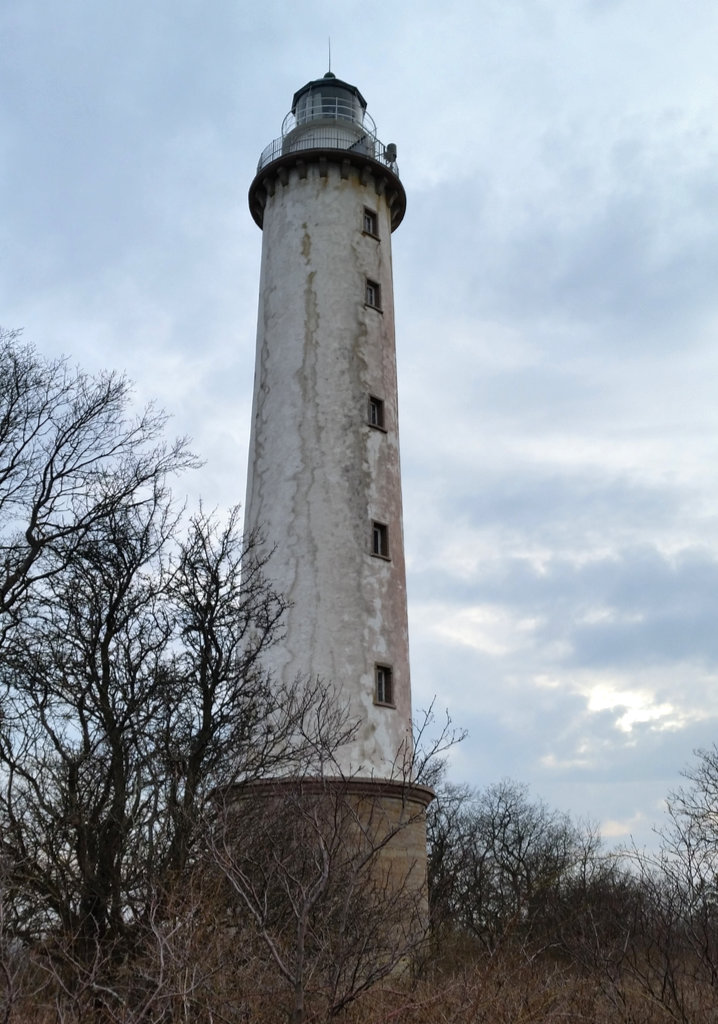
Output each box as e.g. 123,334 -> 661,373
220,775 -> 434,950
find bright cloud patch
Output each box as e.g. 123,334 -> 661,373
427,603 -> 542,657
585,684 -> 679,734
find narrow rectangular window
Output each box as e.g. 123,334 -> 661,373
368,395 -> 385,429
375,664 -> 394,706
365,279 -> 381,309
363,208 -> 378,236
372,521 -> 389,559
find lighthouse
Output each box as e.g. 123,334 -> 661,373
245,71 -> 427,817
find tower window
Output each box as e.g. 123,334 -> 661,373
365,279 -> 382,309
372,521 -> 389,559
363,208 -> 378,236
368,395 -> 385,430
375,664 -> 394,706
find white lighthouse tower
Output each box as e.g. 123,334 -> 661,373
245,72 -> 424,802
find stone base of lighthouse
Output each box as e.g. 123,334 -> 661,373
220,776 -> 434,960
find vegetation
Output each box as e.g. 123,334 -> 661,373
2,329 -> 718,1022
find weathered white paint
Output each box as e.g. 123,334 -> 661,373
245,100 -> 412,779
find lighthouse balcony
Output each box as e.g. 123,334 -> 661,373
257,117 -> 399,176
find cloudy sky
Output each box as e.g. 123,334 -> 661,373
3,0 -> 718,848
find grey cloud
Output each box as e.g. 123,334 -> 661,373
440,473 -> 681,540
400,111 -> 718,351
410,542 -> 718,673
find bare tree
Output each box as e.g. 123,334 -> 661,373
611,747 -> 718,1023
0,493 -> 329,966
0,328 -> 195,633
0,332 -> 363,1019
427,779 -> 595,955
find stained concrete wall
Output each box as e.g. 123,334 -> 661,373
245,157 -> 411,778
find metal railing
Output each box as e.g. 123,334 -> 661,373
284,101 -> 378,137
257,126 -> 399,176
